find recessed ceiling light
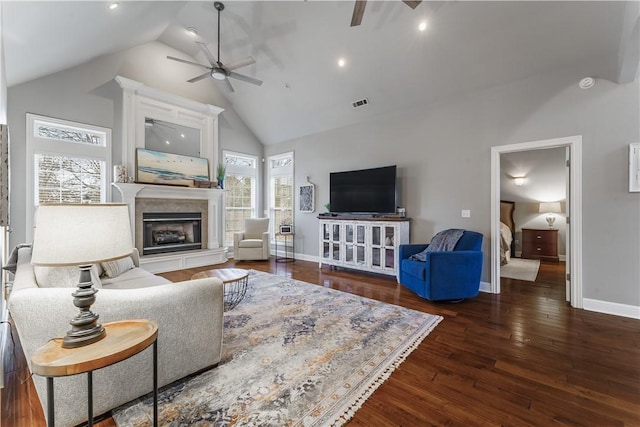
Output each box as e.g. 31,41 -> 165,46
578,77 -> 595,89
165,140 -> 171,145
108,2 -> 119,10
180,134 -> 185,138
338,58 -> 346,68
418,21 -> 428,31
186,27 -> 199,37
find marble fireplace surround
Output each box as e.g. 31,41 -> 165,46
112,183 -> 226,273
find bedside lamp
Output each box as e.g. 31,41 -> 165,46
539,201 -> 562,228
31,204 -> 132,348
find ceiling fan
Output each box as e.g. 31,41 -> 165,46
166,1 -> 262,92
351,0 -> 422,27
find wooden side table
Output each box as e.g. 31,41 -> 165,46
31,319 -> 159,427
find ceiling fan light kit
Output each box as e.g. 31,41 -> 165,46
167,1 -> 262,92
351,0 -> 423,27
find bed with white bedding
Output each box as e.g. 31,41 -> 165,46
500,201 -> 515,265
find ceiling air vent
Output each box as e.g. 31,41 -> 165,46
352,98 -> 369,109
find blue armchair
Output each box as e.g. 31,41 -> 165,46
399,230 -> 483,301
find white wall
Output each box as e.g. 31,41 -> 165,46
0,2 -> 7,125
7,41 -> 264,249
266,60 -> 640,307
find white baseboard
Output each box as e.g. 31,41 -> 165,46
583,298 -> 640,319
479,281 -> 492,293
292,252 -> 318,263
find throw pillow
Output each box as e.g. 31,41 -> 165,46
101,256 -> 135,278
34,264 -> 102,288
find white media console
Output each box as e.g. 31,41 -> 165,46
318,217 -> 410,281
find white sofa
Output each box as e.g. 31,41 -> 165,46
9,246 -> 225,427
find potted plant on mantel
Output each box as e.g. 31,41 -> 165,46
216,163 -> 226,189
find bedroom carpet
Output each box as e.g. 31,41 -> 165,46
112,270 -> 442,427
500,258 -> 541,282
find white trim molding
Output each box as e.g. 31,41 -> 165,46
491,135 -> 583,309
583,298 -> 640,319
114,76 -> 224,183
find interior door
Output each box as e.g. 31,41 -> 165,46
565,147 -> 571,302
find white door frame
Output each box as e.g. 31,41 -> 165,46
490,135 -> 583,308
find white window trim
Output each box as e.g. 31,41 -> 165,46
267,151 -> 294,240
26,114 -> 112,241
223,150 -> 259,249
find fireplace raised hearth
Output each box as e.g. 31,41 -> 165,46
143,212 -> 202,255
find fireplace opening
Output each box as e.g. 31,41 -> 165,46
143,212 -> 202,255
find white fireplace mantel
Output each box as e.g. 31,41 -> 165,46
112,183 -> 226,273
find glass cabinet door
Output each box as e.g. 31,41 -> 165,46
345,244 -> 354,262
385,248 -> 395,269
372,247 -> 381,267
384,226 -> 395,246
371,226 -> 381,246
332,224 -> 340,241
345,224 -> 354,243
356,225 -> 365,244
322,223 -> 330,241
356,246 -> 365,264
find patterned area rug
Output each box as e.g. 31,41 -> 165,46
112,270 -> 442,426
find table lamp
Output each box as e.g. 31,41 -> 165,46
31,204 -> 133,348
539,201 -> 562,228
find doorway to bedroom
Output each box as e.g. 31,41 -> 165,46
490,136 -> 583,309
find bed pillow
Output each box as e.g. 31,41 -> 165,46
34,264 -> 102,288
101,256 -> 135,278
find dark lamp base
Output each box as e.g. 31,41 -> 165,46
62,325 -> 106,348
62,264 -> 107,348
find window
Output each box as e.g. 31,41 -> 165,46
268,152 -> 294,238
223,151 -> 258,248
26,114 -> 111,241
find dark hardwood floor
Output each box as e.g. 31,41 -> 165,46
3,258 -> 639,426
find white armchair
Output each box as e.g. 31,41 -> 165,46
233,217 -> 270,260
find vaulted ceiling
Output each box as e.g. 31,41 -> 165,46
2,1 -> 638,145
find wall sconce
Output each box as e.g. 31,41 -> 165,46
539,201 -> 562,228
513,176 -> 526,186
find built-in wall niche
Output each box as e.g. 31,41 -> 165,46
114,76 -> 224,181
144,118 -> 201,158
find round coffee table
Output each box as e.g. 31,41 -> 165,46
192,268 -> 249,311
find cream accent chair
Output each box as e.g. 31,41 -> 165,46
233,217 -> 270,260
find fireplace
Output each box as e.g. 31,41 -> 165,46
143,212 -> 202,255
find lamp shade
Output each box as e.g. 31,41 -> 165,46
32,204 -> 133,266
539,201 -> 562,214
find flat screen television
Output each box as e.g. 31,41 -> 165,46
330,165 -> 397,215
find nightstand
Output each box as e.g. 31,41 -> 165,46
521,228 -> 559,262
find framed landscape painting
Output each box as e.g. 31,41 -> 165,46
136,148 -> 209,187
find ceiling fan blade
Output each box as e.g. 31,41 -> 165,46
196,41 -> 219,67
351,0 -> 366,27
224,57 -> 256,71
220,77 -> 235,93
402,0 -> 422,9
166,56 -> 210,70
187,71 -> 213,83
227,71 -> 263,86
